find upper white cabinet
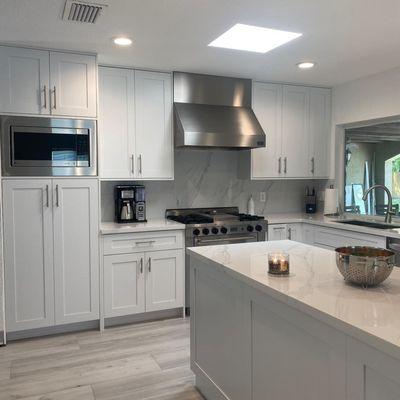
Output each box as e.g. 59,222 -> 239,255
3,178 -> 99,332
49,52 -> 97,117
98,67 -> 173,180
0,46 -> 97,118
248,82 -> 331,179
0,47 -> 50,115
134,71 -> 173,180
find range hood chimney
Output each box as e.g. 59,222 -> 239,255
173,72 -> 266,150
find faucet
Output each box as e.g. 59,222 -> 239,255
362,184 -> 394,223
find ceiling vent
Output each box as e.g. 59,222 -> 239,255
62,0 -> 107,24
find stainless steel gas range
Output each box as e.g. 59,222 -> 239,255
165,207 -> 268,311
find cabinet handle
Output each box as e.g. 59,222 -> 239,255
55,184 -> 60,207
52,86 -> 57,109
284,157 -> 287,174
139,154 -> 142,174
148,257 -> 152,272
135,240 -> 156,245
278,157 -> 282,174
42,85 -> 47,109
288,227 -> 292,240
140,258 -> 143,274
311,157 -> 315,174
45,184 -> 49,207
130,154 -> 134,175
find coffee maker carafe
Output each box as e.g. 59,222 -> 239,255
115,186 -> 135,223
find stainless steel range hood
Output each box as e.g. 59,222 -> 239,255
173,72 -> 266,149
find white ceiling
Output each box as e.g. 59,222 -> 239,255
1,0 -> 400,87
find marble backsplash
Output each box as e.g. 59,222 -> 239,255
101,149 -> 327,221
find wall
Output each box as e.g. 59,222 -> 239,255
101,150 -> 326,221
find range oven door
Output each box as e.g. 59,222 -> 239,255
1,116 -> 97,176
194,233 -> 258,247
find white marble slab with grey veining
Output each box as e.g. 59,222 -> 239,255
187,240 -> 400,360
100,219 -> 185,234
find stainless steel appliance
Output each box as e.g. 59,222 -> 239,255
1,116 -> 97,176
173,72 -> 266,150
166,206 -> 268,311
115,185 -> 146,223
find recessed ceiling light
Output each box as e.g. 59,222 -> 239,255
113,37 -> 132,46
208,23 -> 302,53
297,61 -> 315,69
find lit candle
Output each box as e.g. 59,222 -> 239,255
268,252 -> 290,275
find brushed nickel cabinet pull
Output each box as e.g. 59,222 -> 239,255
42,85 -> 47,109
139,154 -> 142,174
55,184 -> 60,207
148,257 -> 152,272
288,227 -> 292,240
130,154 -> 134,174
278,157 -> 282,174
45,185 -> 49,207
140,258 -> 143,274
284,157 -> 287,174
311,157 -> 315,174
53,86 -> 57,109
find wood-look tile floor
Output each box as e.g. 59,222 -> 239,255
0,318 -> 204,400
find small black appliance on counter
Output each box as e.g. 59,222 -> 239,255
115,185 -> 147,223
305,187 -> 317,214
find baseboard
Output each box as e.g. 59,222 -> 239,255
6,320 -> 99,341
105,308 -> 183,327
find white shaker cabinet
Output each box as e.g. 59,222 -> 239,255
135,70 -> 173,180
0,46 -> 97,118
0,46 -> 50,115
268,223 -> 302,241
3,179 -> 54,331
251,83 -> 282,178
49,52 -> 97,118
53,179 -> 99,324
98,67 -> 134,179
103,253 -> 145,318
281,85 -> 310,178
145,249 -> 183,312
98,67 -> 173,180
3,179 -> 99,332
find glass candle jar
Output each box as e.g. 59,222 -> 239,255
268,252 -> 290,275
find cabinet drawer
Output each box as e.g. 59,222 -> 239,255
103,230 -> 184,255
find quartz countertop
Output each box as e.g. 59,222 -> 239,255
187,240 -> 400,359
267,212 -> 400,238
100,219 -> 185,234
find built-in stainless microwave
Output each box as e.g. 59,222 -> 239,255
1,116 -> 97,176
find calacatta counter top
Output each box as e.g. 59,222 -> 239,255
267,212 -> 400,238
187,240 -> 400,359
100,219 -> 185,234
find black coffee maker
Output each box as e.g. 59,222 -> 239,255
115,186 -> 135,223
115,185 -> 147,223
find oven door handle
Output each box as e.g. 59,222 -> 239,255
195,235 -> 257,245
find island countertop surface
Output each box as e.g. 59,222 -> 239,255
187,240 -> 400,359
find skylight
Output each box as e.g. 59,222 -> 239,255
208,24 -> 302,54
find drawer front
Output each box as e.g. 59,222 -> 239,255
313,227 -> 385,249
103,230 -> 184,255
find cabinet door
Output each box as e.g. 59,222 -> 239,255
251,83 -> 282,178
268,224 -> 287,241
145,249 -> 183,312
53,179 -> 99,324
287,223 -> 302,242
309,88 -> 331,178
98,67 -> 135,179
0,46 -> 50,115
3,179 -> 54,331
282,85 -> 310,178
134,71 -> 173,180
302,225 -> 315,245
49,52 -> 97,117
103,253 -> 145,317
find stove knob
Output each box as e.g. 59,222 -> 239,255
247,225 -> 254,232
211,227 -> 219,234
220,227 -> 228,234
202,228 -> 210,235
193,228 -> 200,236
255,224 -> 263,232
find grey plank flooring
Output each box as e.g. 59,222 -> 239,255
0,318 -> 204,400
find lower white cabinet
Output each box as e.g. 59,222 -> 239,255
102,231 -> 184,318
268,223 -> 302,241
3,179 -> 99,332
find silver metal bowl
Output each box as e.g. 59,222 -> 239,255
335,246 -> 395,287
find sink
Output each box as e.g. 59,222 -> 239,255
337,220 -> 400,229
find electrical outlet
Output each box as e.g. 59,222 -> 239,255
260,192 -> 266,202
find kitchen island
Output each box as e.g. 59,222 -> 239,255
187,240 -> 400,400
